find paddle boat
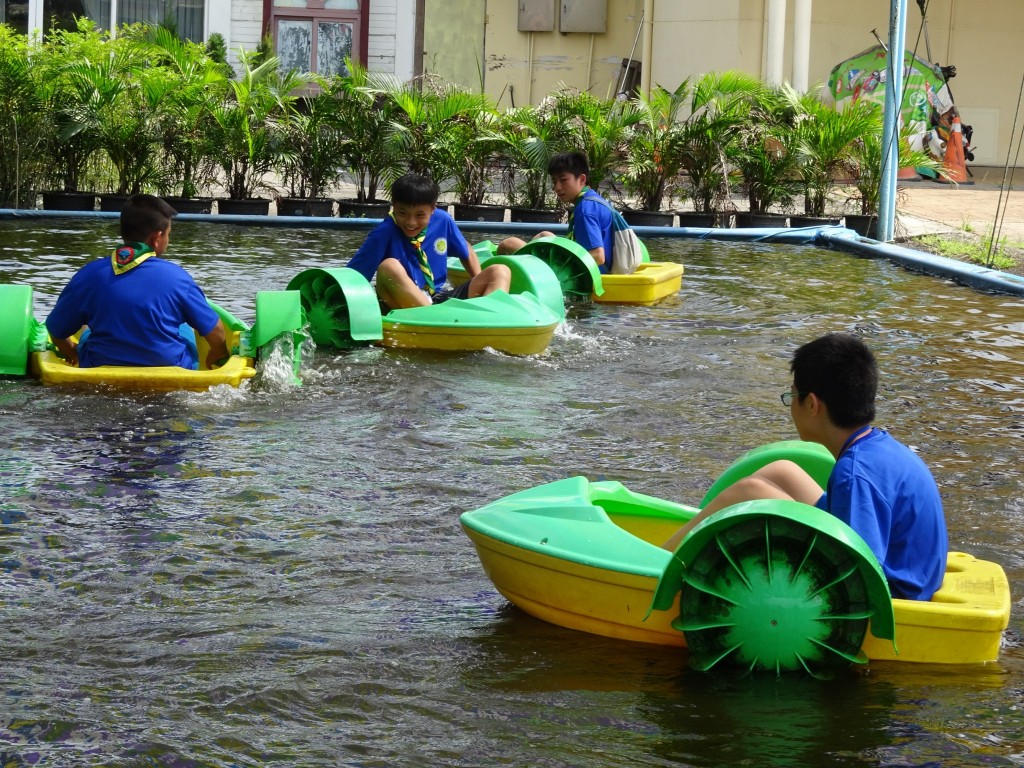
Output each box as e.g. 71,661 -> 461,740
447,237 -> 684,306
0,284 -> 306,391
286,252 -> 565,356
460,440 -> 1011,675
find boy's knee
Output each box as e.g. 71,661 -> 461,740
497,237 -> 524,255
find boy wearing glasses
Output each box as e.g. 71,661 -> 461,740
664,332 -> 948,601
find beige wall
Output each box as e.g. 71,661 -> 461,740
440,0 -> 1023,166
481,0 -> 644,109
422,0 -> 486,89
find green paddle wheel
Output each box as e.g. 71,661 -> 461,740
650,441 -> 896,676
286,268 -> 383,349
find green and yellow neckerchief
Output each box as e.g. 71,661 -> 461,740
111,242 -> 155,276
390,212 -> 434,295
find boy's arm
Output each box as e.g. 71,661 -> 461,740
52,336 -> 79,367
460,247 -> 482,277
346,221 -> 391,281
204,318 -> 230,368
586,246 -> 606,266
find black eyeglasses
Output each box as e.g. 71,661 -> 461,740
780,391 -> 804,406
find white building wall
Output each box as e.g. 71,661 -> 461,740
230,0 -> 266,71
368,0 -> 398,74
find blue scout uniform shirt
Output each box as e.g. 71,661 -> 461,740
567,189 -> 615,274
815,427 -> 948,600
346,208 -> 471,291
46,256 -> 220,368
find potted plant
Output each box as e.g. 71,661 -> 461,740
333,61 -> 402,217
847,109 -> 942,237
146,26 -> 224,212
35,19 -> 110,210
277,77 -> 345,217
207,50 -> 309,215
620,81 -> 688,226
497,100 -> 574,223
449,96 -> 506,222
785,86 -> 878,225
678,71 -> 764,226
0,25 -> 51,209
553,87 -> 639,195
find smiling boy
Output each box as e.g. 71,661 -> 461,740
346,174 -> 511,309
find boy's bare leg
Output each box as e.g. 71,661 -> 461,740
467,264 -> 512,298
497,231 -> 557,255
375,258 -> 431,309
661,460 -> 825,551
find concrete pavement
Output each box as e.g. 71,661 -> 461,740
895,165 -> 1024,241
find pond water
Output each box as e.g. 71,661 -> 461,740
1,218 -> 1022,767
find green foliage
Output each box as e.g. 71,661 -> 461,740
552,87 -> 640,193
496,99 -> 575,209
681,71 -> 765,213
0,25 -> 51,206
331,59 -> 404,202
205,32 -> 236,80
207,50 -> 311,199
619,81 -> 689,211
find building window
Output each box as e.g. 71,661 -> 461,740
270,0 -> 363,77
1,0 -> 31,33
39,0 -> 206,41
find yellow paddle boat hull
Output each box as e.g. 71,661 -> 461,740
30,327 -> 256,392
592,262 -> 684,305
382,320 -> 558,356
462,443 -> 1011,668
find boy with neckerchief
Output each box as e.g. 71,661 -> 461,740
497,152 -> 618,273
346,174 -> 511,310
46,194 -> 228,370
662,333 -> 948,601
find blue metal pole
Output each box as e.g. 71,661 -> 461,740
878,0 -> 909,242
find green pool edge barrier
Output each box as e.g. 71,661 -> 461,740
515,236 -> 605,298
650,498 -> 895,676
286,267 -> 383,349
0,284 -> 47,376
699,440 -> 836,509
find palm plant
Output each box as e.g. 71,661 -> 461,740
207,51 -> 310,199
783,86 -> 880,217
385,78 -> 488,190
621,81 -> 690,211
730,86 -> 801,214
279,77 -> 346,199
333,61 -> 402,202
35,19 -> 110,193
679,71 -> 764,214
552,88 -> 640,192
0,26 -> 51,207
447,100 -> 503,206
849,106 -> 942,215
61,29 -> 179,195
145,26 -> 226,198
496,100 -> 574,210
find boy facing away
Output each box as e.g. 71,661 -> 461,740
498,151 -> 622,274
663,333 -> 948,601
346,174 -> 511,310
46,194 -> 228,370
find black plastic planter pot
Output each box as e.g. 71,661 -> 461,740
41,192 -> 96,212
622,210 -> 675,227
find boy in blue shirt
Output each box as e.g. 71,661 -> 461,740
497,151 -> 618,273
346,174 -> 511,309
663,333 -> 949,601
46,194 -> 228,369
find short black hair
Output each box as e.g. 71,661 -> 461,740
791,333 -> 877,428
390,173 -> 440,206
120,194 -> 176,243
547,151 -> 589,178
